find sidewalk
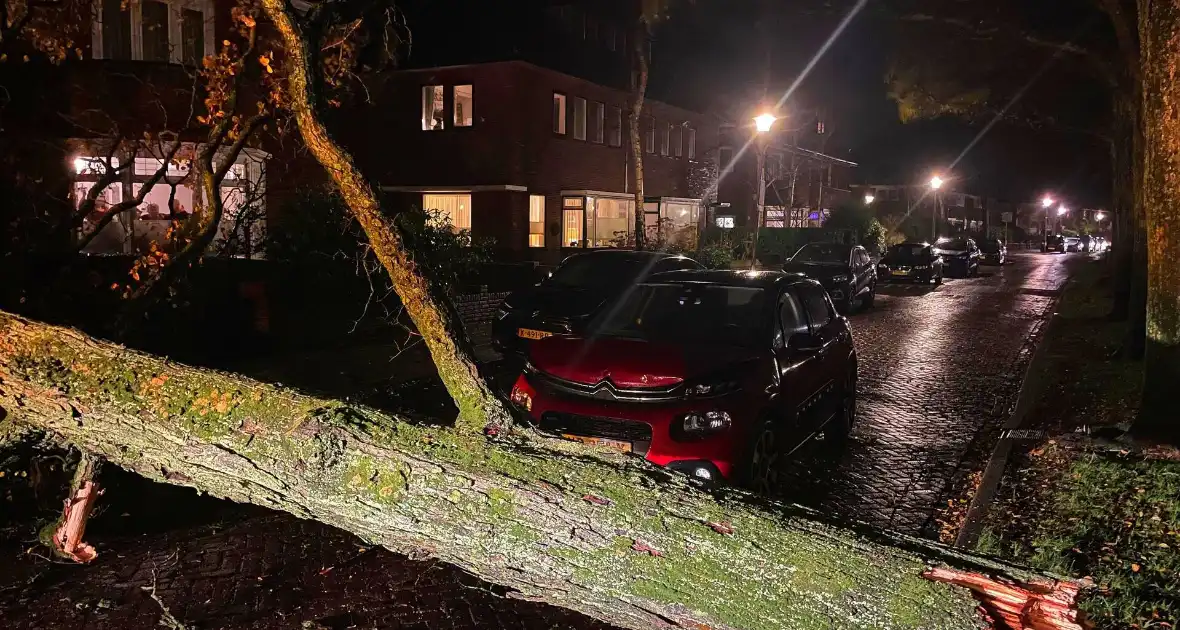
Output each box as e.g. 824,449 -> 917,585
951,256 -> 1180,630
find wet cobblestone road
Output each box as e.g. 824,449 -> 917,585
0,253 -> 1076,629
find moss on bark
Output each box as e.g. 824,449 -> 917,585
0,310 -> 1085,629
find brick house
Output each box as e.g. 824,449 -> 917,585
340,60 -> 720,264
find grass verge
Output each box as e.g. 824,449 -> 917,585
975,256 -> 1180,630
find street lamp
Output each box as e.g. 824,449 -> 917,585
1095,211 -> 1106,222
1041,195 -> 1054,208
1057,205 -> 1068,216
929,175 -> 944,240
749,112 -> 778,269
864,194 -> 875,205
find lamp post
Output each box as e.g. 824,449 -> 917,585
1041,195 -> 1054,240
929,175 -> 944,241
749,113 -> 778,270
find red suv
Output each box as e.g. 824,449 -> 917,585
509,270 -> 858,490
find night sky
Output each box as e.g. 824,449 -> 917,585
649,0 -> 1113,208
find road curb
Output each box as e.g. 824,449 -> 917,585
953,270 -> 1068,549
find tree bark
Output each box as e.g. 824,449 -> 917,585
1132,0 -> 1180,443
0,310 -> 1084,630
629,24 -> 650,251
258,0 -> 510,433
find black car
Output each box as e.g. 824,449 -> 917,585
491,250 -> 702,356
877,242 -> 944,284
783,243 -> 876,313
978,238 -> 1007,265
1044,234 -> 1066,253
932,237 -> 981,277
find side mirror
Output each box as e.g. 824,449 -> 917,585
788,332 -> 824,352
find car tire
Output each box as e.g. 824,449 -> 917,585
821,369 -> 857,449
741,413 -> 787,495
862,284 -> 876,309
934,272 -> 942,285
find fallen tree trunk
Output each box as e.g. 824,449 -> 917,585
0,311 -> 1082,630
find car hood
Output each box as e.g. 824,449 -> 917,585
529,336 -> 759,388
503,285 -> 612,322
934,249 -> 966,256
782,261 -> 849,282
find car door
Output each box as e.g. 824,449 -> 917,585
796,282 -> 842,426
855,248 -> 872,293
772,288 -> 822,431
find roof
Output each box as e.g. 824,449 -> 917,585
644,269 -> 813,289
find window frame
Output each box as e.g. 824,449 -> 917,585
528,194 -> 546,248
590,101 -> 605,144
422,192 -> 473,233
553,92 -> 568,135
644,116 -> 655,153
687,128 -> 697,159
572,97 -> 588,141
421,85 -> 446,131
608,105 -> 623,147
91,0 -> 215,64
659,122 -> 670,156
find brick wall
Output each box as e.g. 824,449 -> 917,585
455,291 -> 511,346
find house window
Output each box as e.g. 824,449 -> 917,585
672,126 -> 683,158
608,106 -> 622,147
587,196 -> 635,247
590,101 -> 605,144
422,85 -> 445,130
644,117 -> 655,153
687,128 -> 697,159
529,195 -> 546,248
180,8 -> 204,65
422,193 -> 472,231
453,85 -> 473,127
563,197 -> 584,247
100,0 -> 131,59
572,97 -> 587,140
659,123 -> 670,156
140,0 -> 170,62
553,93 -> 567,134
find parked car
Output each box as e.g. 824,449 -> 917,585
978,238 -> 1007,265
508,270 -> 858,491
491,250 -> 702,356
782,243 -> 876,313
932,237 -> 981,277
1065,236 -> 1081,252
1044,234 -> 1066,253
877,242 -> 944,284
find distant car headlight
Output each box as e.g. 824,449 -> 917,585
831,274 -> 851,283
915,265 -> 930,270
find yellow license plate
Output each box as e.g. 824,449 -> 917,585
562,434 -> 632,452
892,270 -> 910,276
517,328 -> 553,340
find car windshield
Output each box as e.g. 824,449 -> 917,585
935,238 -> 969,251
792,244 -> 849,264
591,283 -> 766,347
547,256 -> 658,292
887,244 -> 929,259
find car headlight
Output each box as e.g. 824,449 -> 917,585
672,411 -> 732,441
831,274 -> 851,283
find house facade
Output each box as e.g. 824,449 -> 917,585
340,60 -> 720,263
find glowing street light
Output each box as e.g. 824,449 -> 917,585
754,113 -> 778,133
930,175 -> 944,190
1057,205 -> 1069,216
1042,195 -> 1055,209
1095,211 -> 1106,221
864,194 -> 876,205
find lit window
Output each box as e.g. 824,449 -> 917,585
590,101 -> 604,144
422,193 -> 472,231
659,123 -> 670,156
587,195 -> 635,247
553,93 -> 567,134
608,106 -> 622,147
573,97 -> 587,140
563,197 -> 583,247
422,85 -> 445,130
454,85 -> 473,127
644,117 -> 655,153
74,156 -> 120,175
687,128 -> 697,159
529,195 -> 545,247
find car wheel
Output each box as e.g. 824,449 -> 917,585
934,272 -> 942,285
821,369 -> 857,449
862,284 -> 876,309
743,415 -> 786,495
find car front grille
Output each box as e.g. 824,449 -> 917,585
538,411 -> 654,443
532,370 -> 683,403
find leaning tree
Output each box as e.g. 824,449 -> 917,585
0,0 -> 1094,627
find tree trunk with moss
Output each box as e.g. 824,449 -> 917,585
1133,0 -> 1180,443
258,0 -> 509,433
0,311 -> 1085,630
